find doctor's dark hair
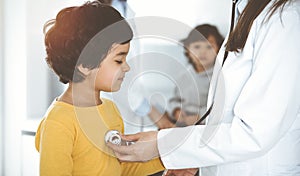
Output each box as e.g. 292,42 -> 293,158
44,1 -> 133,84
226,0 -> 290,52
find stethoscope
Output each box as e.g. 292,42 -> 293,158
195,0 -> 239,125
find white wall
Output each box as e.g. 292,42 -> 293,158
1,0 -> 84,175
3,0 -> 27,174
0,0 -> 4,174
128,0 -> 231,37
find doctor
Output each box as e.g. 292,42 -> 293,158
108,0 -> 300,175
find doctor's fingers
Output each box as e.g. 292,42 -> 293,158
107,142 -> 132,155
107,143 -> 142,162
120,132 -> 142,142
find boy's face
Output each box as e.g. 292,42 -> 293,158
92,43 -> 130,92
187,35 -> 219,70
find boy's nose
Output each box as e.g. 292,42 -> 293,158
123,62 -> 130,72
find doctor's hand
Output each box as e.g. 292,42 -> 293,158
163,168 -> 199,176
107,131 -> 159,162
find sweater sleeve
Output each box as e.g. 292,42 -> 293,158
36,119 -> 74,176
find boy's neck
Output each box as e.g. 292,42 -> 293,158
58,83 -> 102,107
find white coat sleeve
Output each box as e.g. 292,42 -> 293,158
157,8 -> 300,169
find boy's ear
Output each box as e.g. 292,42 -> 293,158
77,64 -> 92,76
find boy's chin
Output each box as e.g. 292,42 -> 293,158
110,86 -> 121,92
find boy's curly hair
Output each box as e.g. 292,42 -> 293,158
44,1 -> 133,84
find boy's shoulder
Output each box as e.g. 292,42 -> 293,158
43,100 -> 77,124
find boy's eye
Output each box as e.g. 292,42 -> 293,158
206,45 -> 213,49
115,60 -> 123,64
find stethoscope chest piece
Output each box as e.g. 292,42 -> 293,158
105,130 -> 135,146
105,130 -> 122,145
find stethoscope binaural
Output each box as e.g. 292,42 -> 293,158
195,0 -> 239,125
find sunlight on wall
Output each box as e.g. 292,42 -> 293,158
0,0 -> 4,174
26,0 -> 84,120
3,0 -> 27,174
2,1 -> 86,175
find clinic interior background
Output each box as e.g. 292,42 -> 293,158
0,0 -> 230,175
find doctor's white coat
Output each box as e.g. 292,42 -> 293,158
157,0 -> 300,175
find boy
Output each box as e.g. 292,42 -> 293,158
35,1 -> 164,175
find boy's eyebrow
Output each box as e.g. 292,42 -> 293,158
116,51 -> 128,56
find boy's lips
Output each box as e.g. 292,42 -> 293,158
118,76 -> 125,81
